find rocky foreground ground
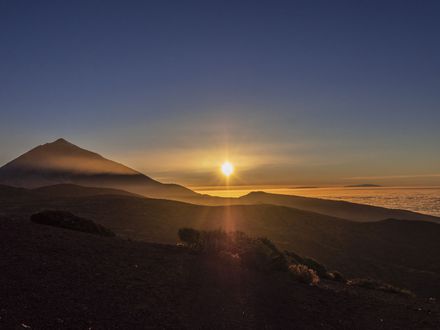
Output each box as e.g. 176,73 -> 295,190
0,217 -> 438,329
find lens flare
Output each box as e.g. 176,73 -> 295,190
221,161 -> 234,177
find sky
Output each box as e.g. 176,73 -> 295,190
1,0 -> 440,187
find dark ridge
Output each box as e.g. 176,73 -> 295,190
30,210 -> 115,237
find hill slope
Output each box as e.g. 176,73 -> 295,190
237,191 -> 440,223
1,184 -> 439,297
0,217 -> 438,329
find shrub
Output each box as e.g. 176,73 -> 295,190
199,229 -> 229,254
284,250 -> 305,264
178,228 -> 201,249
327,270 -> 346,282
176,228 -> 288,272
258,237 -> 288,271
347,278 -> 414,297
240,238 -> 287,272
285,251 -> 345,282
301,257 -> 328,277
288,264 -> 320,285
30,210 -> 115,237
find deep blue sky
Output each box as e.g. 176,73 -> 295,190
1,0 -> 439,186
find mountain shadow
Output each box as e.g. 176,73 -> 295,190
0,138 -> 196,199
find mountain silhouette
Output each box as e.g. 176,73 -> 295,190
1,138 -> 439,224
0,138 -> 195,198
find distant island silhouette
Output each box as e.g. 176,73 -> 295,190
345,184 -> 382,187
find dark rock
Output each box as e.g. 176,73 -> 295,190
30,210 -> 115,237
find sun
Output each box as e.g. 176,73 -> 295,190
221,161 -> 234,177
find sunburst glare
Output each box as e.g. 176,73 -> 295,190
221,161 -> 234,177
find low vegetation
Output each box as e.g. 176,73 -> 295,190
347,278 -> 415,297
288,264 -> 320,285
178,228 -> 324,285
286,250 -> 344,282
177,228 -> 200,249
178,228 -> 287,272
179,228 -> 414,294
326,270 -> 346,282
31,210 -> 115,237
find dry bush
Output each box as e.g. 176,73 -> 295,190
326,270 -> 346,282
240,237 -> 288,272
286,251 -> 329,278
301,257 -> 327,277
288,264 -> 320,285
178,228 -> 201,249
347,278 -> 414,297
177,228 -> 288,272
